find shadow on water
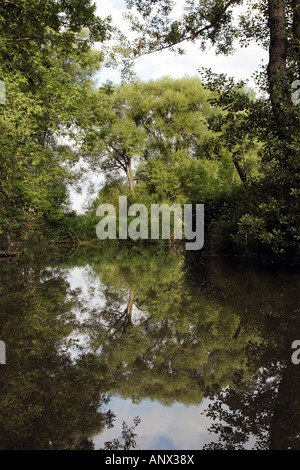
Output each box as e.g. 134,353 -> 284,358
0,242 -> 299,449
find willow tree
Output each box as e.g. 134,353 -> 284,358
82,76 -> 247,198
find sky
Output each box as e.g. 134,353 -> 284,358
93,396 -> 218,450
70,0 -> 269,213
94,0 -> 268,88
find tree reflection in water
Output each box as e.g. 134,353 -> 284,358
0,243 -> 299,449
0,250 -> 115,450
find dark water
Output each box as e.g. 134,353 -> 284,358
0,243 -> 299,450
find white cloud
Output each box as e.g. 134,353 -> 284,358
93,397 -> 217,450
94,0 -> 268,89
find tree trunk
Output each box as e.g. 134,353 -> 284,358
126,159 -> 135,193
267,0 -> 290,138
124,290 -> 135,330
292,0 -> 300,74
232,154 -> 247,183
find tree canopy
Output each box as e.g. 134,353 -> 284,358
0,0 -> 110,244
0,0 -> 299,257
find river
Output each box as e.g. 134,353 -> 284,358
0,243 -> 299,450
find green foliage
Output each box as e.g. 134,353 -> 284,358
0,242 -> 299,448
102,417 -> 141,450
85,76 -> 262,249
0,258 -> 115,449
85,245 -> 265,405
0,0 -> 298,260
101,0 -> 299,259
110,0 -> 244,77
198,69 -> 300,257
88,177 -> 132,214
0,0 -> 110,245
82,76 -> 239,198
44,212 -> 101,242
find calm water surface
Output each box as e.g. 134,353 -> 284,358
0,243 -> 299,450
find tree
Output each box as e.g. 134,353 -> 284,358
0,0 -> 111,244
121,0 -> 299,137
82,83 -> 147,193
119,1 -> 299,186
83,76 -> 251,201
0,0 -> 109,55
115,1 -> 300,256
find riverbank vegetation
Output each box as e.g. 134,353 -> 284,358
0,0 -> 299,260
